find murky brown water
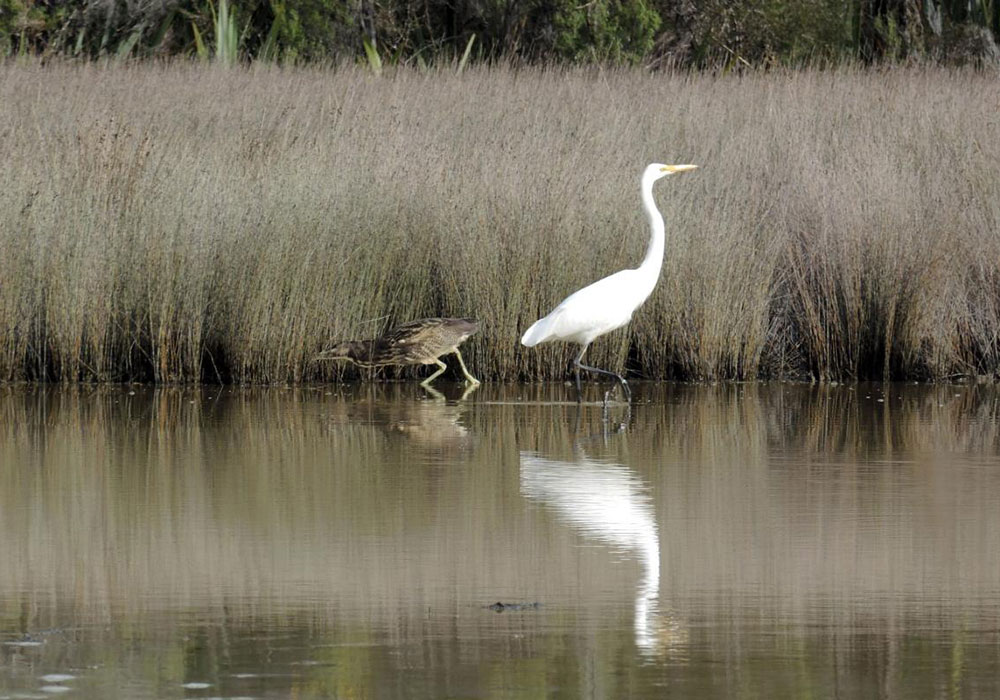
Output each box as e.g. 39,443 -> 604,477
1,382 -> 999,698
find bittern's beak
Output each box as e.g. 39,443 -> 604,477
661,164 -> 699,173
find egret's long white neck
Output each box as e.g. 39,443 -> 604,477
637,173 -> 666,289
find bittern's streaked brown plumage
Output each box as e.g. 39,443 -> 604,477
316,317 -> 480,387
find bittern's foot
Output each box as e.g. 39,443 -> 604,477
420,384 -> 446,400
458,383 -> 479,401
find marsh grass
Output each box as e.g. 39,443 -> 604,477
1,62 -> 998,383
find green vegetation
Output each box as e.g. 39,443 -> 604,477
0,62 -> 999,384
1,0 -> 998,66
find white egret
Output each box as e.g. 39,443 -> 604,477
520,163 -> 698,403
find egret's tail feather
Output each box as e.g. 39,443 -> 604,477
520,318 -> 549,347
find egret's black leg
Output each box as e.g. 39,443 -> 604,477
572,344 -> 590,404
577,361 -> 631,404
572,343 -> 631,405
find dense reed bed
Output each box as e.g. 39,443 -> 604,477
1,61 -> 998,383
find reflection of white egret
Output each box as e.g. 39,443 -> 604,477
520,450 -> 684,655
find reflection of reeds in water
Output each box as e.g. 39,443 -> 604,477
602,384 -> 1000,638
0,385 -> 510,626
1,382 -> 999,642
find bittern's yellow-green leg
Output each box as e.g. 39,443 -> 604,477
453,349 -> 480,385
420,359 -> 449,387
457,383 -> 479,400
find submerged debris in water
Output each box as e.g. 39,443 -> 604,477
486,601 -> 541,613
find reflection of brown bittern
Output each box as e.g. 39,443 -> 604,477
316,318 -> 481,388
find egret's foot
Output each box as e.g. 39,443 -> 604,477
603,383 -> 630,407
600,392 -> 632,432
618,381 -> 632,404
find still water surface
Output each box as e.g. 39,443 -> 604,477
1,382 -> 999,698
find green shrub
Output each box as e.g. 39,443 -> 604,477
2,0 -> 998,65
655,0 -> 853,67
554,0 -> 660,63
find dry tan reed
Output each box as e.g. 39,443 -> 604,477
1,62 -> 998,383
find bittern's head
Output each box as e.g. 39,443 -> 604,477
315,341 -> 357,362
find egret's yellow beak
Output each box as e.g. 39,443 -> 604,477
661,164 -> 699,173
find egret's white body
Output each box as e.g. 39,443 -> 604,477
520,266 -> 656,348
520,163 -> 698,402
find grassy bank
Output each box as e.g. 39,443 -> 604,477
1,62 -> 998,383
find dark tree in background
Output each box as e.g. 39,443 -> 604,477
0,0 -> 997,64
855,0 -> 1000,63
